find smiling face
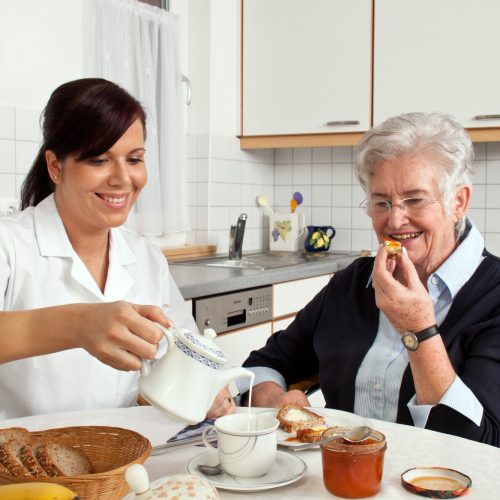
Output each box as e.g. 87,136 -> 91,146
369,155 -> 470,279
46,118 -> 146,240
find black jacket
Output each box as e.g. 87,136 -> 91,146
244,254 -> 500,446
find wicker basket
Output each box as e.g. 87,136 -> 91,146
0,425 -> 151,499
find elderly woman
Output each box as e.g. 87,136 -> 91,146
239,112 -> 500,446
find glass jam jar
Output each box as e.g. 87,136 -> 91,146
320,428 -> 387,498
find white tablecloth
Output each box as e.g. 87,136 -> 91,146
1,406 -> 499,499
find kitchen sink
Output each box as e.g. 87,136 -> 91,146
179,250 -> 354,270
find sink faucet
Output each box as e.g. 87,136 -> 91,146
229,213 -> 247,260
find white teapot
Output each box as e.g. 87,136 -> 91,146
139,326 -> 253,424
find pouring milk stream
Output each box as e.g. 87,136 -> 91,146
139,325 -> 254,424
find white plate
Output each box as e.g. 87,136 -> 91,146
186,450 -> 307,492
259,407 -> 371,448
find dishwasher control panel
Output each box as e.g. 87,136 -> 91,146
193,285 -> 273,334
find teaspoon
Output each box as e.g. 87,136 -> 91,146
197,462 -> 224,476
290,425 -> 373,452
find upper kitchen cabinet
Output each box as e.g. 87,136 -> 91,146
374,0 -> 500,139
240,0 -> 372,149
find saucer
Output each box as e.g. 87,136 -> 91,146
186,450 -> 307,492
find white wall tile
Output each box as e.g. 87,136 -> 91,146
292,148 -> 312,164
485,209 -> 500,232
486,160 -> 500,183
311,206 -> 331,225
473,143 -> 486,160
468,208 -> 485,232
311,185 -> 331,206
211,158 -> 229,183
469,184 -> 486,209
229,183 -> 242,206
312,147 -> 331,163
15,141 -> 39,174
331,207 -> 351,229
332,146 -> 352,163
196,207 -> 208,230
275,164 -> 292,185
0,106 -> 15,139
292,163 -> 312,185
15,174 -> 26,196
15,108 -> 42,142
331,185 -> 352,207
485,233 -> 500,255
331,163 -> 353,184
486,185 -> 500,208
332,228 -> 351,251
486,142 -> 500,160
473,160 -> 486,183
352,229 -> 373,252
0,140 -> 15,174
275,148 -> 292,164
186,135 -> 197,158
312,163 -> 332,185
352,208 -> 373,230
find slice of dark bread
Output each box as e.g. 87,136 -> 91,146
19,442 -> 47,477
0,440 -> 32,477
0,427 -> 31,446
36,442 -> 91,477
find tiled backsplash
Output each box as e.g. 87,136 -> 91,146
3,105 -> 500,256
188,135 -> 500,256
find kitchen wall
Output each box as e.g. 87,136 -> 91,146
186,132 -> 500,256
2,109 -> 500,255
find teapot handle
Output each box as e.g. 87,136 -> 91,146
140,324 -> 175,377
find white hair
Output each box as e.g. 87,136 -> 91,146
354,112 -> 474,209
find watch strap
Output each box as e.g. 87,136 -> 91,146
414,324 -> 440,343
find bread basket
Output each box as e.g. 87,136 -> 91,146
0,425 -> 151,499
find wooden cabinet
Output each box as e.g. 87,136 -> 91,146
241,0 -> 372,148
240,0 -> 500,149
373,0 -> 500,132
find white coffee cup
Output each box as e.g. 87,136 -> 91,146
202,413 -> 279,477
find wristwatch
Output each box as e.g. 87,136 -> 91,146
401,325 -> 440,351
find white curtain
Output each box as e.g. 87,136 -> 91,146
87,0 -> 188,237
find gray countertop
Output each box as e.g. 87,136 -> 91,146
170,252 -> 359,299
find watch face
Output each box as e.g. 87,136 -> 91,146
402,333 -> 418,351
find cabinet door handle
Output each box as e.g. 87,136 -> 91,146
473,114 -> 500,120
324,120 -> 360,126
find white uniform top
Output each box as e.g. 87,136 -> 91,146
0,194 -> 197,418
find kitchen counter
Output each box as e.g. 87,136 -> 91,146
170,252 -> 360,299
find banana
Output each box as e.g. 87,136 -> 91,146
0,482 -> 79,500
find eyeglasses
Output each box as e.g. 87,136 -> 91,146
360,197 -> 439,218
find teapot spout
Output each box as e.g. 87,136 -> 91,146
210,367 -> 254,403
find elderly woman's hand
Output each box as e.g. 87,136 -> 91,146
372,245 -> 436,333
206,386 -> 236,419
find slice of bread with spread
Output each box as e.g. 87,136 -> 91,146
277,404 -> 325,433
296,425 -> 333,443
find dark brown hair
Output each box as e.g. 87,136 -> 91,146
21,78 -> 146,209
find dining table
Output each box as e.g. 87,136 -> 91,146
1,405 -> 499,499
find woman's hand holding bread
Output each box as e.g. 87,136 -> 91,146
372,244 -> 436,334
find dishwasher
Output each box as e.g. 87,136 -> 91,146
192,285 -> 273,335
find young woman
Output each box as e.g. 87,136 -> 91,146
0,78 -> 234,419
